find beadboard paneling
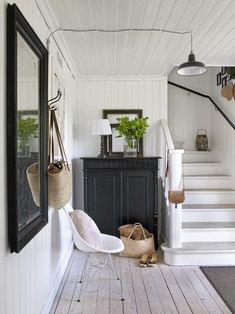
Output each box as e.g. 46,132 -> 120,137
0,1 -> 76,313
46,0 -> 235,75
168,69 -> 211,151
72,77 -> 167,208
18,78 -> 38,110
168,67 -> 235,187
209,67 -> 235,180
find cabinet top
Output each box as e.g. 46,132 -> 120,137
81,157 -> 161,160
82,157 -> 160,169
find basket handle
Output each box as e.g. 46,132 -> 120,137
127,223 -> 147,239
197,129 -> 207,135
48,109 -> 70,171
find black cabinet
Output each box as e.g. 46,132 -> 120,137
82,157 -> 160,247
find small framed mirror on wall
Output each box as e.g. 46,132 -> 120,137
7,4 -> 48,252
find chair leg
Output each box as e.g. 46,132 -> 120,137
77,253 -> 93,302
108,253 -> 119,280
78,252 -> 124,302
77,253 -> 104,302
108,253 -> 124,301
79,252 -> 90,283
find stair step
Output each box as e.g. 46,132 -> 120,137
184,189 -> 235,204
163,151 -> 235,266
183,221 -> 235,228
182,204 -> 235,222
161,242 -> 235,265
183,151 -> 215,163
183,175 -> 231,189
183,162 -> 223,175
182,222 -> 235,242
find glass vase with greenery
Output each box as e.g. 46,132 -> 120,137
17,117 -> 38,156
116,116 -> 149,157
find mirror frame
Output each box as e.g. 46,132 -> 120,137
7,4 -> 48,253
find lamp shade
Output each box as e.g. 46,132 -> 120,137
92,119 -> 112,135
177,52 -> 207,76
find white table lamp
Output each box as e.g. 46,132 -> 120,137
92,119 -> 112,157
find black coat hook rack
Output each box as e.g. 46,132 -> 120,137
48,89 -> 62,110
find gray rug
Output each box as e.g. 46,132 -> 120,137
200,266 -> 235,313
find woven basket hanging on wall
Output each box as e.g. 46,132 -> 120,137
27,107 -> 72,209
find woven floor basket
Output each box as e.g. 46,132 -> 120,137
119,235 -> 155,258
27,162 -> 72,209
119,223 -> 155,258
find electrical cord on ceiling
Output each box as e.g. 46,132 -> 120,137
46,27 -> 205,76
34,0 -> 76,80
35,0 -> 205,78
46,27 -> 192,47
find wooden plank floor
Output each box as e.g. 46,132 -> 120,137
50,249 -> 231,314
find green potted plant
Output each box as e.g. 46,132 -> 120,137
17,117 -> 38,156
116,116 -> 149,157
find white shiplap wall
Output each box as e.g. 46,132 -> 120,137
18,78 -> 38,110
72,77 -> 167,208
168,66 -> 235,187
168,68 -> 212,151
209,67 -> 235,179
0,1 -> 77,314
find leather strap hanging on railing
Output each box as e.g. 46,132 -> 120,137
165,154 -> 185,208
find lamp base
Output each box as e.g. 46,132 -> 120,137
98,135 -> 109,158
97,154 -> 108,158
97,153 -> 108,158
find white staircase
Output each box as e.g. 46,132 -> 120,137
162,150 -> 235,265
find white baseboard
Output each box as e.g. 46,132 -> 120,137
40,241 -> 74,314
161,242 -> 235,266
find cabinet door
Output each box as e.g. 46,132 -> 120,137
122,170 -> 154,233
86,170 -> 121,236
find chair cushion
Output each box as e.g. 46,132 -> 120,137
70,210 -> 101,248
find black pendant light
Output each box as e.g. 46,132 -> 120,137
177,32 -> 206,76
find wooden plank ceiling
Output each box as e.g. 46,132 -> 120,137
47,0 -> 235,76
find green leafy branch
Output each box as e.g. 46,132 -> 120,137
116,116 -> 149,139
17,117 -> 38,145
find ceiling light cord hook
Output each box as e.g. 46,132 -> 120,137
190,30 -> 193,53
46,27 -> 62,50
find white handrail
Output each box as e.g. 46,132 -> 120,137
160,119 -> 184,248
160,119 -> 175,150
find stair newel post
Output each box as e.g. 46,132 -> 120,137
168,149 -> 184,248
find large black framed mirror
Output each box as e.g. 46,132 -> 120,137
7,4 -> 48,253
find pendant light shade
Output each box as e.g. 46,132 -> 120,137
177,33 -> 206,76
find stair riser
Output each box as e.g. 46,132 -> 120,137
163,250 -> 235,266
183,209 -> 235,222
185,192 -> 235,204
163,154 -> 235,266
182,229 -> 235,242
183,164 -> 223,176
184,177 -> 231,189
182,153 -> 214,163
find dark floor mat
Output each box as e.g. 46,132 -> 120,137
200,266 -> 235,313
